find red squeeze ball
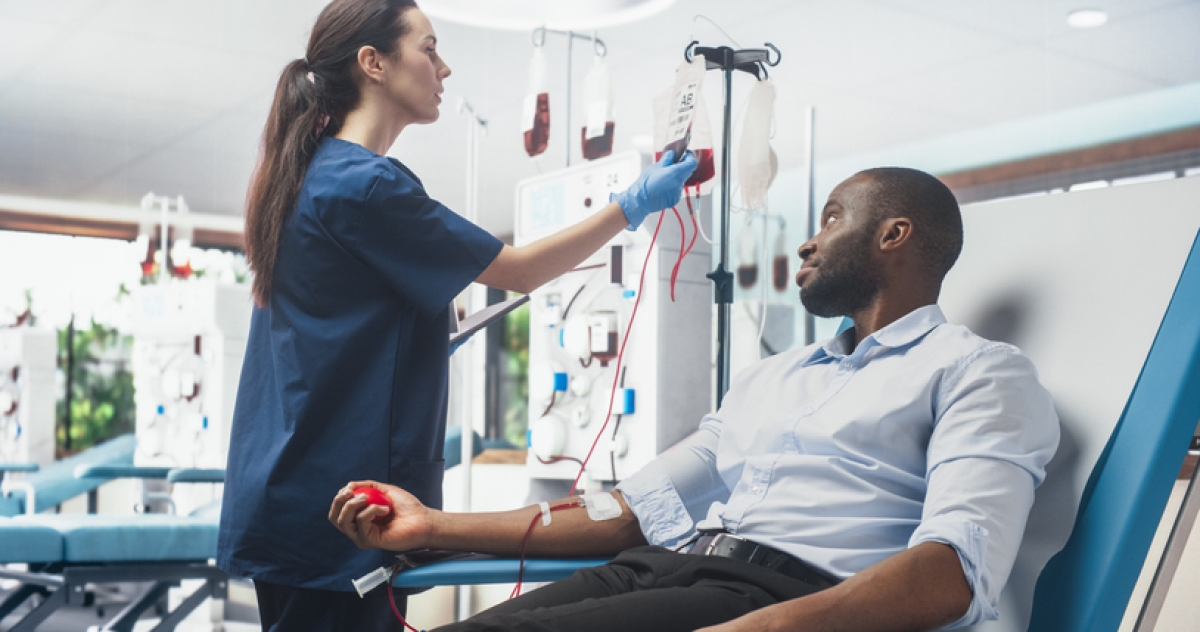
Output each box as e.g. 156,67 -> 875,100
352,486 -> 393,525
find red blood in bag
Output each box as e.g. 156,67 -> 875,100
654,148 -> 715,188
772,255 -> 789,292
581,122 -> 615,160
352,486 -> 393,525
524,93 -> 550,157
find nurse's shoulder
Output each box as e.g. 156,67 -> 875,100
305,138 -> 427,216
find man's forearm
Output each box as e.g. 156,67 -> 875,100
702,541 -> 972,632
426,492 -> 647,556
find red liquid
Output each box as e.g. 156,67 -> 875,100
581,122 -> 615,160
524,93 -> 550,157
737,264 -> 758,289
772,255 -> 789,292
655,148 -> 715,188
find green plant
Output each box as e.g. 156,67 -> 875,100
502,299 -> 530,448
55,319 -> 136,455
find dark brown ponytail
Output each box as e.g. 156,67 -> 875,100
244,0 -> 418,307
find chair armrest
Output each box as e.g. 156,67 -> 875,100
167,468 -> 226,484
74,465 -> 174,480
0,463 -> 39,473
391,557 -> 610,588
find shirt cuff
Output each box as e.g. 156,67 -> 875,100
615,460 -> 696,549
909,516 -> 997,629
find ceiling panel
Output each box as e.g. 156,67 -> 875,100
1047,2 -> 1200,85
879,0 -> 1186,43
0,0 -> 1197,233
854,45 -> 1164,126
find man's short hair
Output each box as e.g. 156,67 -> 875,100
859,167 -> 963,281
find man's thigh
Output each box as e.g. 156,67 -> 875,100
435,546 -> 826,632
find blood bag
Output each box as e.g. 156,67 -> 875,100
581,55 -> 615,161
653,54 -> 716,194
772,228 -> 789,292
523,47 -> 550,158
737,79 -> 777,209
737,227 -> 759,289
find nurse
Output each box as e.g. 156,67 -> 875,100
214,0 -> 697,630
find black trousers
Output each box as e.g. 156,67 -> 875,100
254,578 -> 408,632
434,545 -> 831,632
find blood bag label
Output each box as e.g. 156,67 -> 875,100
585,101 -> 608,139
522,94 -> 538,132
665,81 -> 699,146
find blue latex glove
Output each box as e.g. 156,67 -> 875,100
612,150 -> 699,230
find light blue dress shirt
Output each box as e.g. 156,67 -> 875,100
616,305 -> 1059,628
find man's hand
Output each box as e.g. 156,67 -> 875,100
329,480 -> 432,551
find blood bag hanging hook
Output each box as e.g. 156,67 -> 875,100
531,27 -> 606,57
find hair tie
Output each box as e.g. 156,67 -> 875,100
306,71 -> 316,85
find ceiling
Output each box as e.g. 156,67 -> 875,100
0,0 -> 1197,237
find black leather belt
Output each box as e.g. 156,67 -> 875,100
687,532 -> 841,589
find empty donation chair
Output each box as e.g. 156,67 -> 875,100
0,467 -> 226,631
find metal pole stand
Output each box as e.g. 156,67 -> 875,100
685,42 -> 780,407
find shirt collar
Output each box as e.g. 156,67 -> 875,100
803,304 -> 946,365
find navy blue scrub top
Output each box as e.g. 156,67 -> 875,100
217,137 -> 503,590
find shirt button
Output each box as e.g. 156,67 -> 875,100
751,485 -> 763,494
840,360 -> 852,371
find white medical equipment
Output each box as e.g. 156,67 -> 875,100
0,327 -> 56,468
515,151 -> 712,485
129,281 -> 251,516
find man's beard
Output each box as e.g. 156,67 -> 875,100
800,227 -> 882,318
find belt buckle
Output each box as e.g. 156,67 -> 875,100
707,532 -> 744,558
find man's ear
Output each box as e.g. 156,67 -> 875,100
356,45 -> 386,84
878,217 -> 914,253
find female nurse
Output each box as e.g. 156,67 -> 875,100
214,0 -> 697,630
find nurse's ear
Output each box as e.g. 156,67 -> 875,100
355,45 -> 388,85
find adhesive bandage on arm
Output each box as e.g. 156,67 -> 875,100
582,492 -> 622,521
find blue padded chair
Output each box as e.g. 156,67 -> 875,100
0,434 -> 137,516
0,467 -> 226,631
1027,229 -> 1200,631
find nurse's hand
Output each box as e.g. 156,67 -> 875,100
613,150 -> 698,230
329,481 -> 431,551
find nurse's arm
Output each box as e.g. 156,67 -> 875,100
474,201 -> 630,295
330,482 -> 646,556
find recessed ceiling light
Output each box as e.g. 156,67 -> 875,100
1066,8 -> 1108,29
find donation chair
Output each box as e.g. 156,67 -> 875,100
0,467 -> 226,632
0,434 -> 137,516
1025,228 -> 1200,630
387,202 -> 1200,632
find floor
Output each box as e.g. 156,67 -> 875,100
0,578 -> 260,631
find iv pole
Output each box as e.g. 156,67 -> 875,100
455,98 -> 487,623
686,41 -> 781,407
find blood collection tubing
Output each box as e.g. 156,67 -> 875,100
379,208 -> 672,624
568,206 -> 667,497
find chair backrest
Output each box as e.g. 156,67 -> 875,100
936,176 -> 1200,632
0,433 -> 136,515
1027,228 -> 1200,631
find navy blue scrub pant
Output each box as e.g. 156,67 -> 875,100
433,545 -> 831,632
254,579 -> 408,632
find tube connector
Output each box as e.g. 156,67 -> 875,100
352,566 -> 390,598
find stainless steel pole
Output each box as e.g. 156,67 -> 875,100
716,63 -> 734,405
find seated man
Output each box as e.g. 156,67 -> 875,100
329,167 -> 1060,632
